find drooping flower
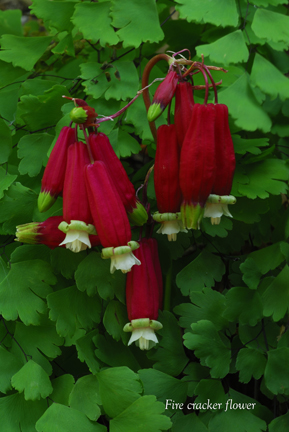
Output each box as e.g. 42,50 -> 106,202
147,70 -> 179,122
153,124 -> 185,240
204,104 -> 236,225
89,132 -> 147,226
179,103 -> 216,229
16,216 -> 65,249
124,238 -> 163,350
174,81 -> 195,148
38,126 -> 75,213
85,160 -> 140,273
59,141 -> 97,252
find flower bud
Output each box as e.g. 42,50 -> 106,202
16,216 -> 65,249
69,106 -> 97,126
147,70 -> 178,122
38,126 -> 75,212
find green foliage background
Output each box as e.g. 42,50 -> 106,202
1,0 -> 289,430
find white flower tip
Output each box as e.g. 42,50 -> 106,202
128,327 -> 158,350
110,251 -> 141,274
59,230 -> 91,253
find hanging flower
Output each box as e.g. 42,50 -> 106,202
38,126 -> 75,213
153,124 -> 185,240
16,216 -> 65,249
85,160 -> 140,273
204,104 -> 236,225
59,141 -> 97,253
124,238 -> 163,350
147,70 -> 179,122
179,103 -> 216,229
89,132 -> 147,226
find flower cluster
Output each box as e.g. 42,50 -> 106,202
147,54 -> 236,238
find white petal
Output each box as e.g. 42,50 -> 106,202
128,327 -> 159,350
110,251 -> 141,274
157,221 -> 187,241
59,229 -> 91,253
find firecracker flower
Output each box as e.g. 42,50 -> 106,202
59,141 -> 97,253
174,81 -> 195,148
123,238 -> 163,350
147,70 -> 179,122
85,160 -> 141,273
38,126 -> 75,213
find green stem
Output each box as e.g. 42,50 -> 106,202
163,263 -> 172,311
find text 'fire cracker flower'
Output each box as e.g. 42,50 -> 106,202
147,69 -> 179,122
89,132 -> 148,226
38,126 -> 75,213
204,103 -> 236,224
85,160 -> 140,273
153,124 -> 186,241
124,238 -> 163,350
58,141 -> 97,253
180,103 -> 216,229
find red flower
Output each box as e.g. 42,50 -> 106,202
174,81 -> 195,148
124,238 -> 163,350
38,126 -> 75,212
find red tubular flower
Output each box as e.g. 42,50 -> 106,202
38,126 -> 75,212
154,124 -> 184,240
85,161 -> 140,273
124,238 -> 163,350
147,70 -> 179,122
174,81 -> 195,148
204,104 -> 236,224
59,142 -> 97,253
16,216 -> 100,249
179,103 -> 216,229
89,132 -> 148,226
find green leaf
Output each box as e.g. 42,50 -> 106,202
232,135 -> 269,155
52,32 -> 75,57
110,0 -> 164,48
219,73 -> 272,132
183,320 -> 231,378
103,300 -> 129,343
175,287 -> 228,331
0,392 -> 46,432
109,128 -> 140,158
251,53 -> 289,102
50,248 -> 86,280
36,403 -> 106,432
262,265 -> 289,321
223,287 -> 263,326
75,251 -> 125,300
47,285 -> 101,338
110,396 -> 172,432
148,311 -> 188,377
12,321 -> 63,375
17,85 -> 69,131
0,167 -> 17,199
239,319 -> 279,352
251,8 -> 289,46
17,133 -> 54,177
196,30 -> 248,66
236,348 -> 267,384
0,59 -> 27,88
176,249 -> 226,296
0,35 -> 52,71
0,346 -> 23,394
50,375 -> 75,406
125,93 -> 154,141
138,369 -> 188,415
0,260 -> 56,326
76,330 -> 100,375
80,60 -> 139,101
72,2 -> 119,47
0,118 -> 12,163
0,9 -> 22,36
172,412 -> 209,432
231,197 -> 269,224
11,360 -> 53,401
194,379 -> 226,409
269,411 -> 289,432
94,333 -> 141,371
264,348 -> 289,395
30,0 -> 75,33
182,363 -> 210,397
69,375 -> 101,421
175,0 -> 239,27
238,159 -> 289,199
208,408 -> 267,432
97,366 -> 142,418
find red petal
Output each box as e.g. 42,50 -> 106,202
174,81 -> 195,148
